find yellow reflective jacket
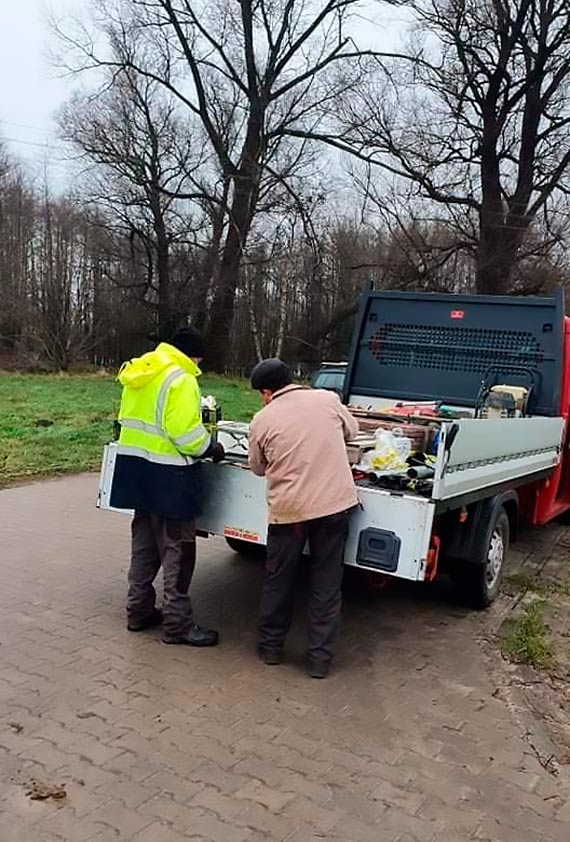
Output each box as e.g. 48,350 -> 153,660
117,342 -> 210,463
110,343 -> 211,519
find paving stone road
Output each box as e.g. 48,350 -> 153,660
0,475 -> 569,841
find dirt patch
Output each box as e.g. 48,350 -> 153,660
25,779 -> 67,802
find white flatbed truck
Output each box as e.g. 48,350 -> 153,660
99,289 -> 570,608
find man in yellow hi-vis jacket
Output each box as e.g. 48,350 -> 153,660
110,329 -> 224,646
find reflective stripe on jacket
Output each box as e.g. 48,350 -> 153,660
110,342 -> 210,519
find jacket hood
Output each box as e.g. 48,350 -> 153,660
117,343 -> 202,389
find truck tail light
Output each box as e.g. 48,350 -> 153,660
426,535 -> 441,582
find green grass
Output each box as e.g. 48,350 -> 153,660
0,372 -> 259,486
504,571 -> 570,599
504,572 -> 547,596
501,600 -> 554,670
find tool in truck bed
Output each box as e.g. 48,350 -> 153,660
99,288 -> 570,609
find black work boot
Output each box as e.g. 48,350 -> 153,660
162,624 -> 219,647
308,660 -> 330,679
258,648 -> 282,666
127,608 -> 163,632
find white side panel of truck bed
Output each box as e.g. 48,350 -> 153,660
98,447 -> 434,582
198,461 -> 269,544
199,462 -> 435,582
434,416 -> 564,501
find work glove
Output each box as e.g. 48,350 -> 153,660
210,442 -> 225,464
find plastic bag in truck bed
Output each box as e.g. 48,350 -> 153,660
364,429 -> 412,472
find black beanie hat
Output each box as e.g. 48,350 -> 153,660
250,358 -> 292,391
168,327 -> 206,359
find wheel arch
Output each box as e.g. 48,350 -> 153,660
502,495 -> 519,542
440,489 -> 518,566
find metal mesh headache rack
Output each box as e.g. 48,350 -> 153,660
368,323 -> 543,374
345,289 -> 564,416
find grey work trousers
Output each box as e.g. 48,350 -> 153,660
127,512 -> 196,638
258,510 -> 350,667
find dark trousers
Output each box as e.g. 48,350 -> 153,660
259,510 -> 350,666
127,512 -> 196,638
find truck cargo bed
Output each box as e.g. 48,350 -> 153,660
98,404 -> 564,583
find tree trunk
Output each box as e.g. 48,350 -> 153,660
476,225 -> 526,295
206,255 -> 241,370
151,189 -> 176,341
205,178 -> 256,371
475,108 -> 523,296
156,241 -> 175,340
194,185 -> 229,333
248,297 -> 263,362
275,285 -> 288,359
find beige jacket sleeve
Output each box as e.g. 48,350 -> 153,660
336,396 -> 359,441
248,414 -> 268,476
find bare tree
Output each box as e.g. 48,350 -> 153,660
324,0 -> 570,294
0,149 -> 36,354
17,188 -> 97,370
59,58 -> 219,339
59,0 -> 399,369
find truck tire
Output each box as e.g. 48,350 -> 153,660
451,508 -> 509,609
225,537 -> 265,559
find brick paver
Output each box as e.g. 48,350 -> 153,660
0,475 -> 569,841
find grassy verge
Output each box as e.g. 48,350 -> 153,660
0,372 -> 259,486
501,600 -> 554,670
503,572 -> 548,597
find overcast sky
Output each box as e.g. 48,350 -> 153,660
0,0 -> 410,188
0,0 -> 80,182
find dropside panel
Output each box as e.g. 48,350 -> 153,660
200,463 -> 435,582
198,461 -> 269,544
433,417 -> 564,501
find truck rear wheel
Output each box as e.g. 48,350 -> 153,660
451,508 -> 509,609
225,537 -> 265,559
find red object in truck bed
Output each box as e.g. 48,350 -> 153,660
384,404 -> 440,418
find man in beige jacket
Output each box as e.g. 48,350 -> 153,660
248,358 -> 359,678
